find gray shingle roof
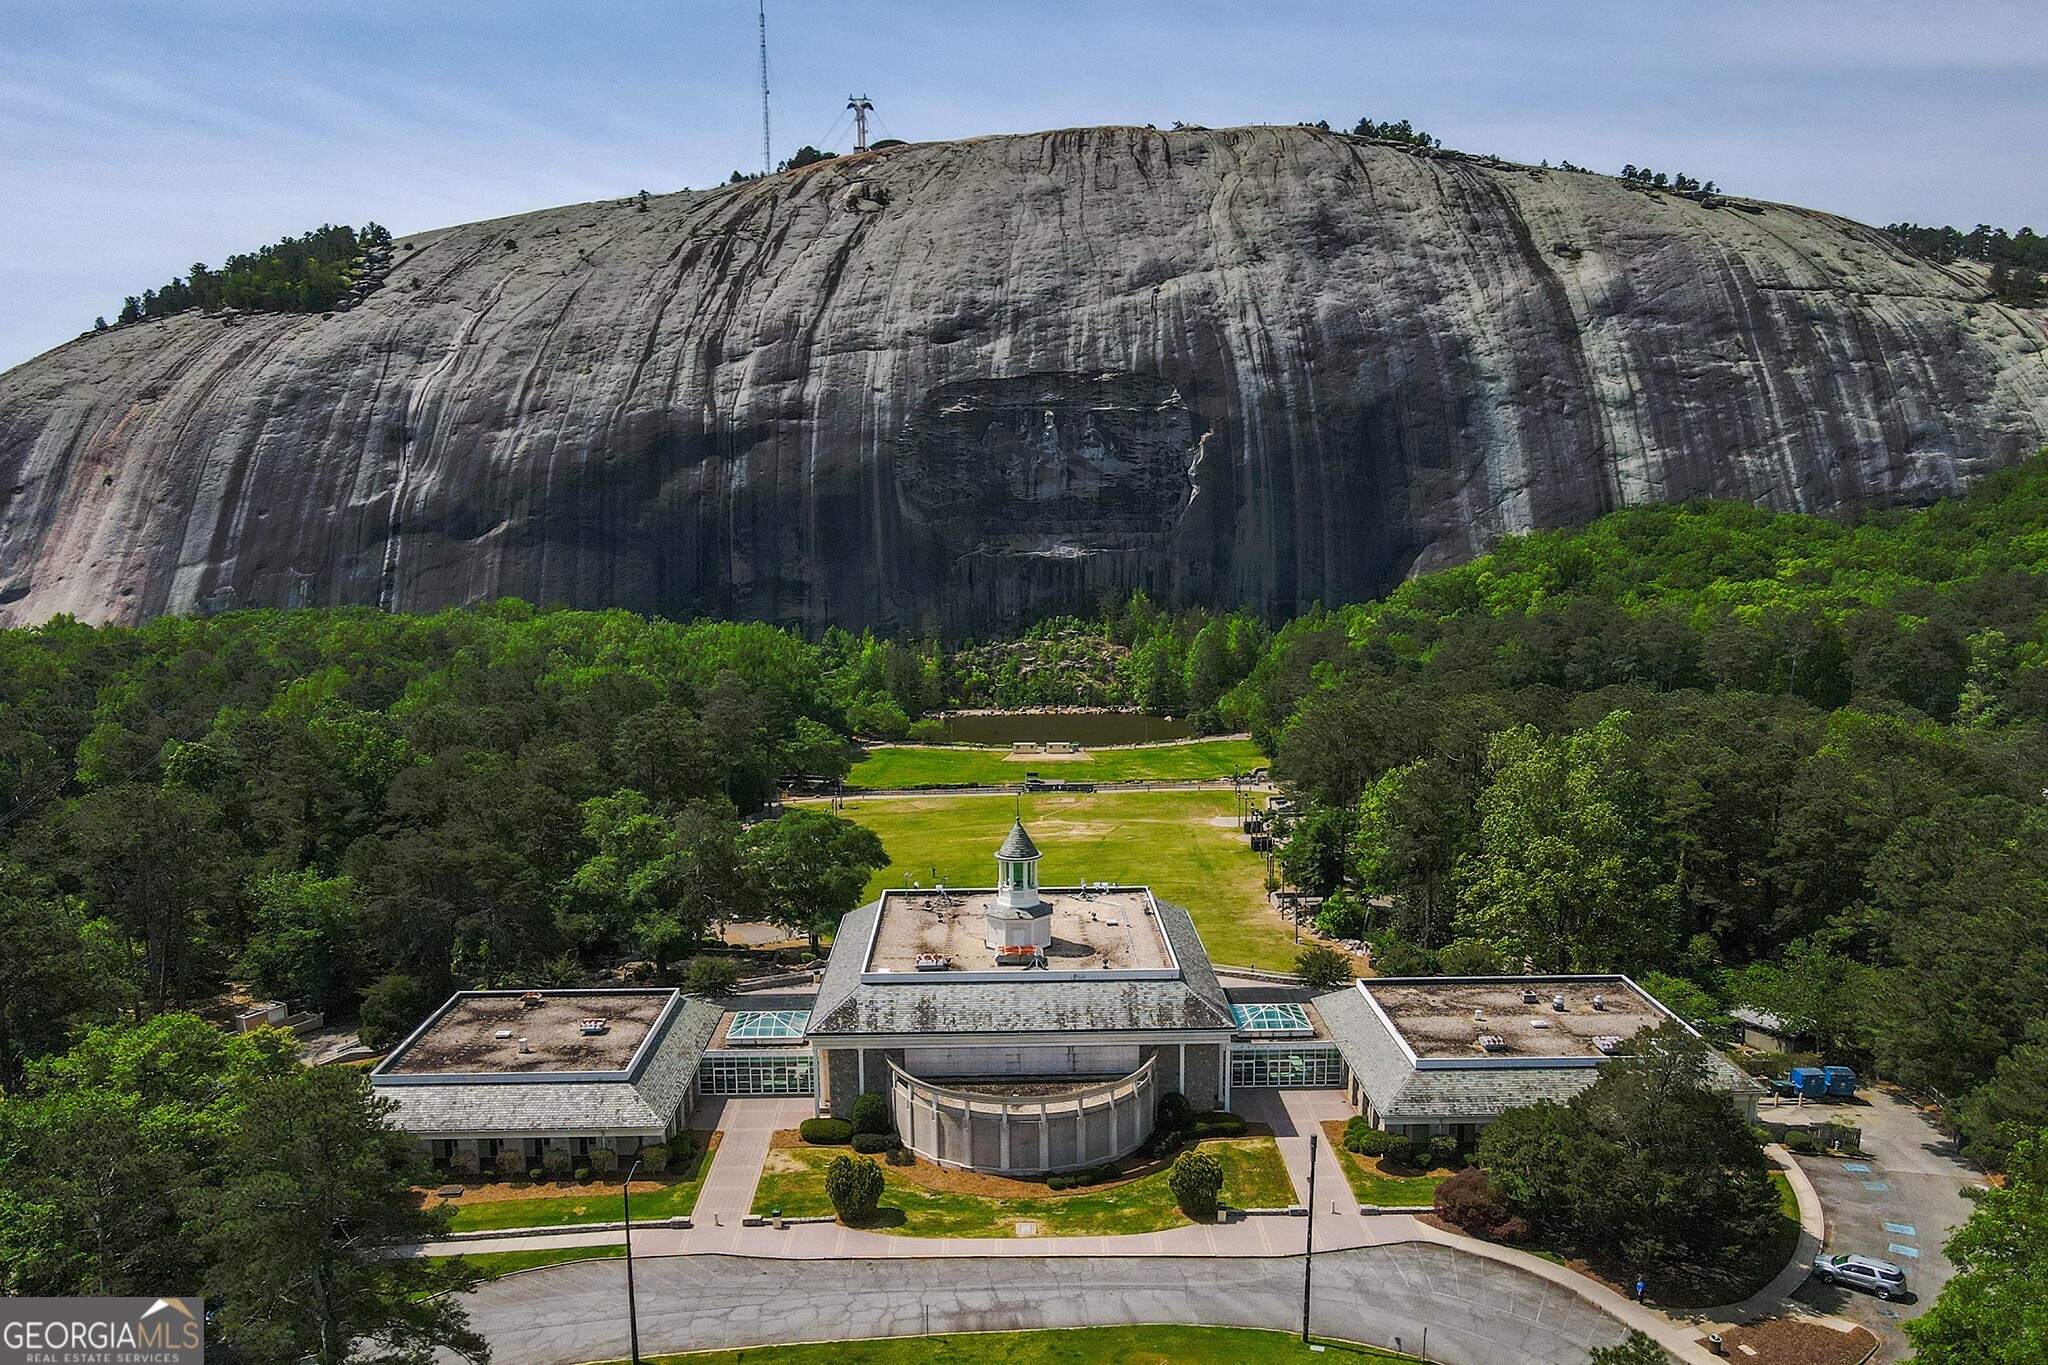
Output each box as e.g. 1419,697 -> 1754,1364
376,995 -> 723,1138
1313,983 -> 1763,1125
808,895 -> 1234,1036
996,820 -> 1041,861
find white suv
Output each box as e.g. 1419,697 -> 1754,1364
1812,1253 -> 1909,1300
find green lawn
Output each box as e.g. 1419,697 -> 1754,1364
752,1136 -> 1298,1236
824,790 -> 1298,971
844,738 -> 1266,790
439,1244 -> 625,1277
1321,1129 -> 1456,1208
444,1134 -> 717,1232
630,1325 -> 1411,1364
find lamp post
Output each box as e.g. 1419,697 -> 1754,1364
622,1157 -> 643,1365
1301,1132 -> 1318,1344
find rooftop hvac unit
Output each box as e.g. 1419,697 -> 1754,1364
1592,994 -> 1607,1011
1521,989 -> 1540,1005
578,1018 -> 610,1035
1594,1035 -> 1624,1054
914,953 -> 950,972
519,991 -> 544,1009
1478,1034 -> 1509,1052
517,1037 -> 531,1053
1552,994 -> 1567,1011
494,1029 -> 514,1040
1530,1018 -> 1552,1029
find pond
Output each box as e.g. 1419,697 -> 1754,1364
941,710 -> 1193,746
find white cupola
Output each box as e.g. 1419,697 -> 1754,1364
984,818 -> 1052,951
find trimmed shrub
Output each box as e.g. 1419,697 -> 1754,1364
1047,1174 -> 1072,1191
1434,1167 -> 1518,1238
1345,1126 -> 1413,1167
884,1144 -> 914,1166
800,1118 -> 853,1145
541,1147 -> 572,1174
683,956 -> 740,998
1427,1133 -> 1463,1171
1295,944 -> 1352,991
851,1132 -> 898,1155
527,1167 -> 543,1182
495,1149 -> 525,1175
1784,1128 -> 1817,1153
1155,1092 -> 1193,1134
590,1146 -> 618,1174
1168,1149 -> 1224,1220
1190,1111 -> 1247,1139
850,1092 -> 892,1136
1342,1116 -> 1377,1149
636,1142 -> 670,1174
825,1154 -> 884,1223
573,1167 -> 592,1183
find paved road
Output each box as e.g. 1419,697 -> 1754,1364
1785,1086 -> 1984,1362
453,1247 -> 1635,1365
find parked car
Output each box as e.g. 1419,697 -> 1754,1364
1812,1252 -> 1908,1299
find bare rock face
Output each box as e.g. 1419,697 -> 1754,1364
3,124 -> 2046,632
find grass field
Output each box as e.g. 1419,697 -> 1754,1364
632,1325 -> 1412,1364
444,1134 -> 718,1232
844,737 -> 1266,790
824,790 -> 1297,971
751,1137 -> 1297,1237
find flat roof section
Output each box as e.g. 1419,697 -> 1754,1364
867,887 -> 1173,974
380,990 -> 674,1076
1365,978 -> 1669,1061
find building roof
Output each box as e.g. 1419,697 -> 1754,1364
1366,977 -> 1666,1061
1315,977 -> 1762,1126
867,886 -> 1169,972
375,989 -> 673,1076
371,993 -> 723,1138
808,893 -> 1234,1038
996,820 -> 1041,860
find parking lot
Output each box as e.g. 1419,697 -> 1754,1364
1786,1086 -> 1985,1362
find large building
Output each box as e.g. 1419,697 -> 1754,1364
1314,975 -> 1764,1144
370,830 -> 1762,1179
368,987 -> 721,1172
804,820 -> 1243,1174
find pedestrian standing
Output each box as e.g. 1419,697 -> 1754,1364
1635,1277 -> 1647,1303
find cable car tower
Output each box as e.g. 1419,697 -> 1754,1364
848,94 -> 875,153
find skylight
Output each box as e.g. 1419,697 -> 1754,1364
1231,1002 -> 1314,1037
725,1010 -> 810,1043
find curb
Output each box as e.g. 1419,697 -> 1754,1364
436,1216 -> 691,1242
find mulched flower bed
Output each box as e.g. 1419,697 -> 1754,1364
1697,1317 -> 1879,1365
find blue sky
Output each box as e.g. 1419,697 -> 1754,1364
3,0 -> 2044,371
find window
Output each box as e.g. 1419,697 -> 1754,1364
699,1052 -> 816,1095
1229,1044 -> 1344,1088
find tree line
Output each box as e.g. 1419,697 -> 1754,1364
0,605 -> 895,1085
1250,454 -> 2048,1173
1888,221 -> 2048,306
104,223 -> 393,328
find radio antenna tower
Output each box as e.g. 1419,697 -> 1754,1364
848,94 -> 875,153
757,0 -> 771,174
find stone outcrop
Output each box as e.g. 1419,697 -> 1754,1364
3,124 -> 2046,632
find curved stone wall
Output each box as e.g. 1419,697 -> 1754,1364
889,1057 -> 1157,1174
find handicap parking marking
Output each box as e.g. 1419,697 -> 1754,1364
1888,1243 -> 1921,1259
1841,1162 -> 1872,1173
1884,1222 -> 1917,1237
1861,1180 -> 1891,1192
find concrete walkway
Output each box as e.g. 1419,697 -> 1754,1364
687,1095 -> 812,1229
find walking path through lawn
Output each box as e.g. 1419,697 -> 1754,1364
691,1095 -> 813,1228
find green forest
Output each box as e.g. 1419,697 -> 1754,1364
1250,455 -> 2048,1172
4,458 -> 2048,1171
107,222 -> 393,326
